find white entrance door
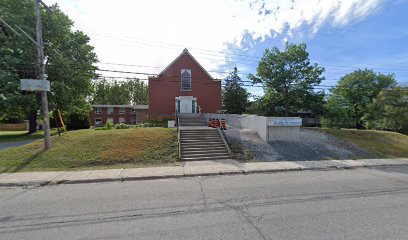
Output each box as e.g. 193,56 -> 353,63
176,96 -> 197,113
179,98 -> 192,113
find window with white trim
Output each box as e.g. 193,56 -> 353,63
108,107 -> 114,114
119,107 -> 126,114
95,118 -> 102,125
107,118 -> 114,124
95,107 -> 102,114
119,117 -> 125,123
181,69 -> 191,90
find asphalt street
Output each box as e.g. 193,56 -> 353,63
1,166 -> 408,240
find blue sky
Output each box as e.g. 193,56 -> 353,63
44,0 -> 408,97
220,0 -> 408,96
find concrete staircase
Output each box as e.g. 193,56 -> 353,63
180,128 -> 231,161
178,113 -> 206,126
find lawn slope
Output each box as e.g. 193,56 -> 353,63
320,128 -> 408,158
0,128 -> 178,172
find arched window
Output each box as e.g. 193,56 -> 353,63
181,69 -> 191,90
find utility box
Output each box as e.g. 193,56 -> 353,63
168,120 -> 175,128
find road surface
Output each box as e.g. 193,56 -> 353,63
0,139 -> 36,150
1,166 -> 408,240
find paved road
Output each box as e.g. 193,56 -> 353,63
0,139 -> 36,150
1,166 -> 408,240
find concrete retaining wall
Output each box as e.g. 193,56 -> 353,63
204,114 -> 301,142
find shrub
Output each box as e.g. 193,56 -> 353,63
114,123 -> 130,129
66,113 -> 91,130
105,121 -> 114,130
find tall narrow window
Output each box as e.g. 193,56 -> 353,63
181,69 -> 191,90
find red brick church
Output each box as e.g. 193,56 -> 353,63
148,49 -> 222,119
90,49 -> 222,125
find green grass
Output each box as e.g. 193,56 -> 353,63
318,128 -> 408,158
0,129 -> 59,143
0,128 -> 178,173
230,143 -> 257,162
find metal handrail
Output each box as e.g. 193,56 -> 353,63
176,114 -> 181,160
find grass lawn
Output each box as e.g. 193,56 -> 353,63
0,129 -> 59,143
0,128 -> 178,173
319,128 -> 408,158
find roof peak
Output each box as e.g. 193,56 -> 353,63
182,48 -> 189,54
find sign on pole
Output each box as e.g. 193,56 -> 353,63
20,79 -> 50,92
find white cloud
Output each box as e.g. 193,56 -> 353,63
43,0 -> 383,80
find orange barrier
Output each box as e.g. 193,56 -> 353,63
215,119 -> 220,128
211,119 -> 216,128
220,119 -> 226,130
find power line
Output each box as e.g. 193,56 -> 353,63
84,30 -> 408,72
5,61 -> 408,78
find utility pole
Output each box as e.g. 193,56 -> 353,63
0,1 -> 51,150
35,0 -> 51,149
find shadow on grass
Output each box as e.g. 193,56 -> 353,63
3,149 -> 45,173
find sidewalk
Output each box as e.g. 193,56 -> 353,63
1,158 -> 407,187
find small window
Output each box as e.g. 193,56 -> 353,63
107,118 -> 114,124
181,69 -> 191,91
119,107 -> 126,114
95,118 -> 102,125
108,107 -> 114,114
119,117 -> 125,123
95,107 -> 102,114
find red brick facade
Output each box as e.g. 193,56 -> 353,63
148,49 -> 222,120
90,105 -> 148,126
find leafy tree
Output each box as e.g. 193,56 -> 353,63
323,69 -> 397,129
92,78 -> 148,105
223,67 -> 249,114
127,79 -> 148,105
0,1 -> 97,132
363,87 -> 408,133
0,0 -> 38,128
249,42 -> 325,116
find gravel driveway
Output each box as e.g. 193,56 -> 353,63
224,127 -> 376,161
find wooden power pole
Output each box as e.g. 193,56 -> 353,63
35,0 -> 51,149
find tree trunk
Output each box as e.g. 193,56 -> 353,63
28,109 -> 37,133
27,93 -> 41,133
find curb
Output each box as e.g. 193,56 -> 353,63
1,162 -> 407,188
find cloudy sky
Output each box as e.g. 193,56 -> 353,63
43,0 -> 408,96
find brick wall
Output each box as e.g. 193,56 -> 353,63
90,106 -> 148,126
148,51 -> 222,120
0,122 -> 28,131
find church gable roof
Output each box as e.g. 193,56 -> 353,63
157,48 -> 215,80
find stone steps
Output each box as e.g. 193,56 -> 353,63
179,117 -> 206,126
179,128 -> 230,161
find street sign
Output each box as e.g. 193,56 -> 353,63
20,79 -> 50,91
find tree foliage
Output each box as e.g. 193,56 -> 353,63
222,67 -> 249,114
0,1 -> 97,131
322,69 -> 397,129
249,42 -> 325,116
92,78 -> 148,105
363,87 -> 408,133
